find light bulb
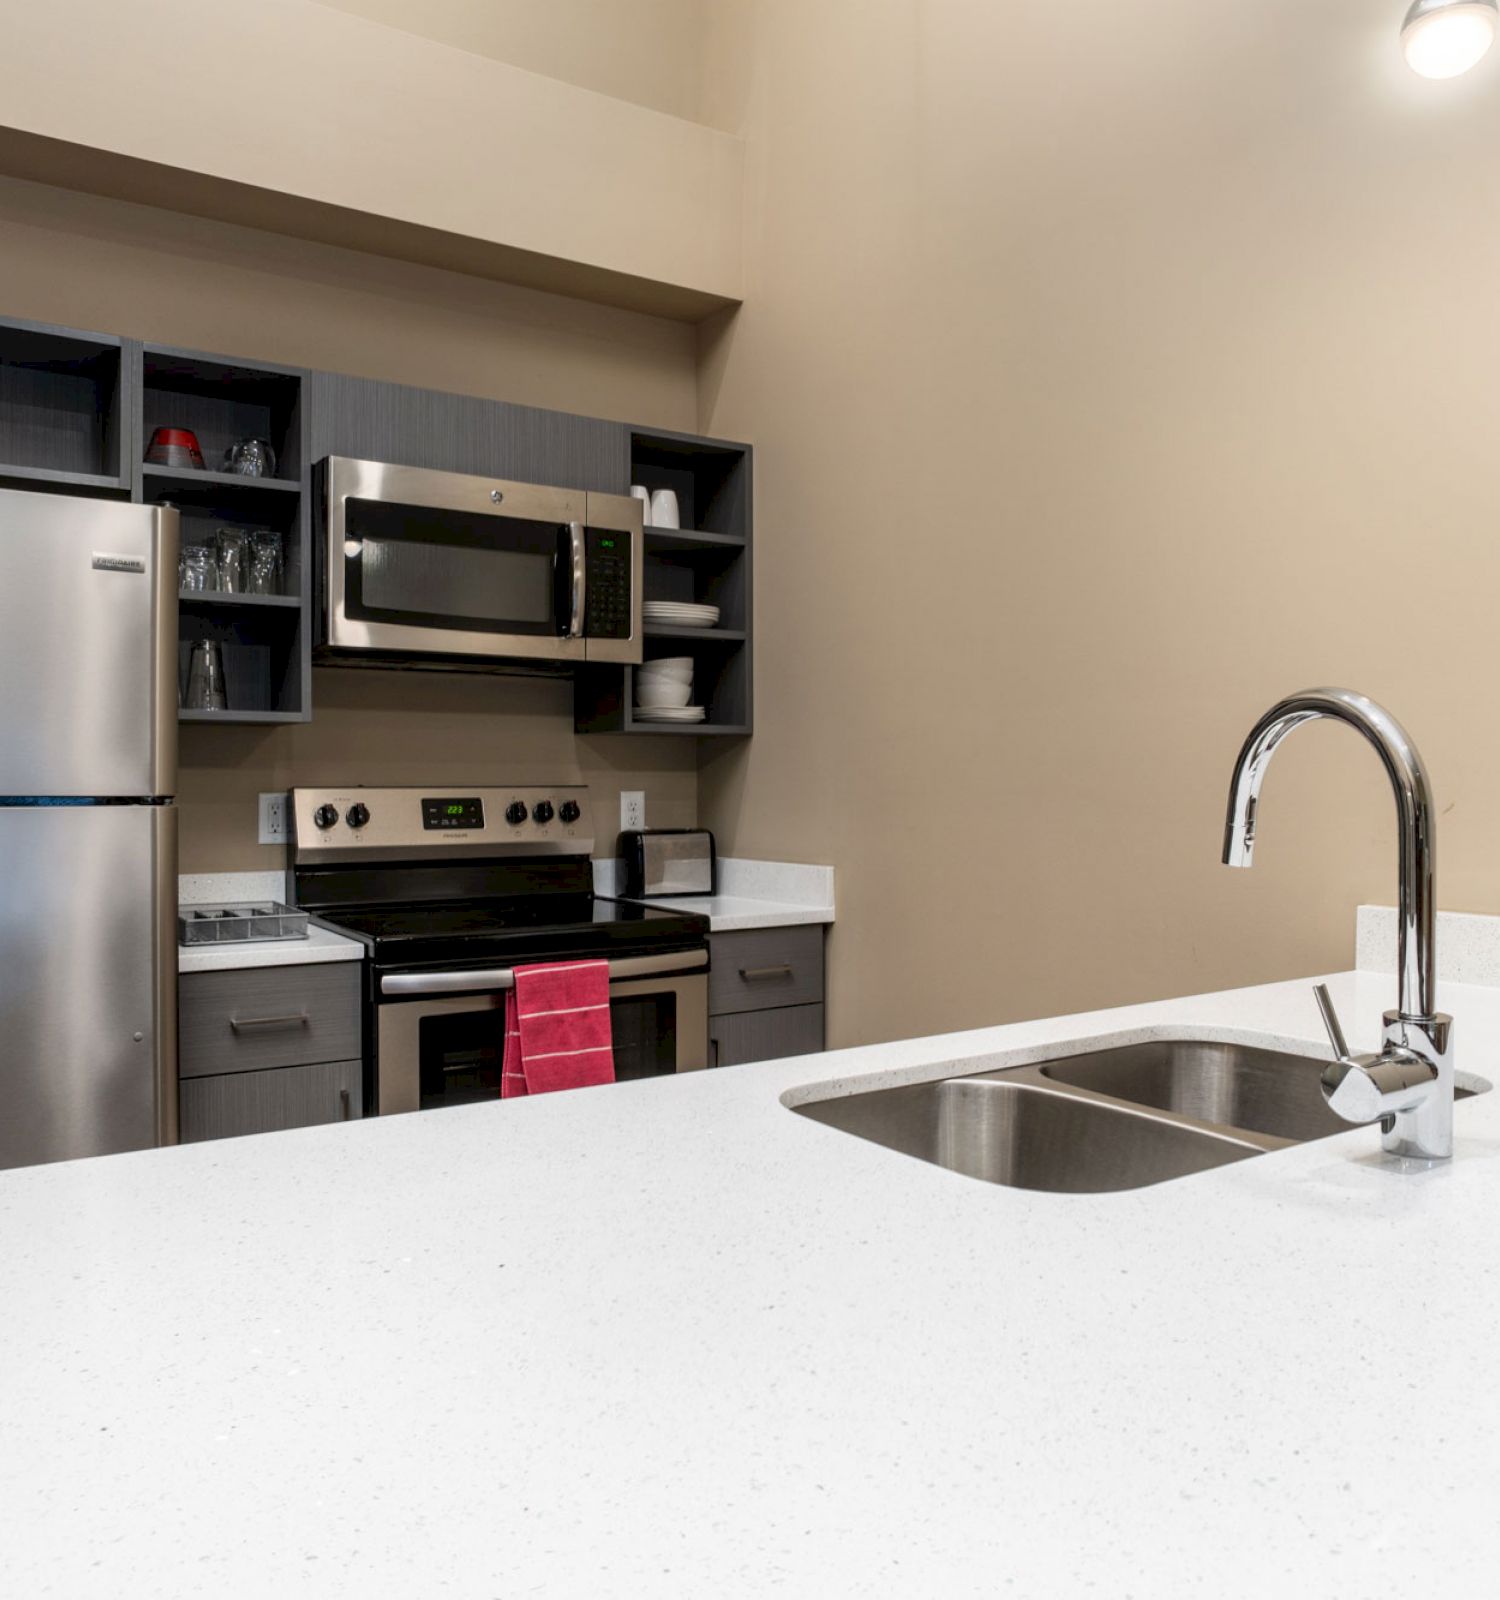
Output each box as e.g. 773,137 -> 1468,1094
1402,0 -> 1498,79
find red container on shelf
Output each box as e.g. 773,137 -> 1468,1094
145,427 -> 205,470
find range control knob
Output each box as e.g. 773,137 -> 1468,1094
532,800 -> 555,825
313,804 -> 339,831
345,803 -> 370,830
559,800 -> 582,825
505,801 -> 529,826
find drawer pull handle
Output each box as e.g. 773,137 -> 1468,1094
229,1012 -> 310,1032
339,1088 -> 351,1120
739,965 -> 793,982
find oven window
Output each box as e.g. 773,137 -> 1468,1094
610,992 -> 678,1081
415,992 -> 680,1109
419,1011 -> 503,1108
344,497 -> 561,636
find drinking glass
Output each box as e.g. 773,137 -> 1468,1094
184,641 -> 228,712
179,545 -> 217,593
223,438 -> 277,477
214,527 -> 249,593
247,530 -> 284,596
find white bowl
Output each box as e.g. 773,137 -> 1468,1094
640,657 -> 693,683
635,678 -> 693,709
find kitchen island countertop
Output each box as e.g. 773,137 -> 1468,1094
2,966 -> 1498,1597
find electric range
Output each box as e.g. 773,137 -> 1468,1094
288,785 -> 710,1116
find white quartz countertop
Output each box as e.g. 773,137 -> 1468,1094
4,968 -> 1499,1596
623,890 -> 833,929
177,923 -> 366,973
615,855 -> 835,930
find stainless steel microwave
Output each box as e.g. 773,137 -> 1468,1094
317,457 -> 642,668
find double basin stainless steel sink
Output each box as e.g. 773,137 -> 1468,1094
790,1038 -> 1487,1194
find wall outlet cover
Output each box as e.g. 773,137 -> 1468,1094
620,790 -> 646,832
258,792 -> 290,846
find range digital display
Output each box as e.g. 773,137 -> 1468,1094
421,797 -> 485,831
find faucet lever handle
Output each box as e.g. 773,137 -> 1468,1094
1313,983 -> 1352,1062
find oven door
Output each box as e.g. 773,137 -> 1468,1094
322,457 -> 588,664
375,950 -> 709,1115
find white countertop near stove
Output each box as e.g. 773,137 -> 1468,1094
4,959 -> 1499,1594
599,855 -> 835,930
177,923 -> 366,974
177,872 -> 365,972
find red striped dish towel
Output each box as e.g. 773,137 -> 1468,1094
500,959 -> 614,1098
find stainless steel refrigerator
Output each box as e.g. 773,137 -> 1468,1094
0,489 -> 178,1169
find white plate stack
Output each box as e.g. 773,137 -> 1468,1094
642,600 -> 720,630
634,656 -> 707,723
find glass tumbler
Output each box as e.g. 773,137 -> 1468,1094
223,437 -> 277,477
214,527 -> 249,593
247,529 -> 284,596
184,640 -> 228,712
179,544 -> 217,593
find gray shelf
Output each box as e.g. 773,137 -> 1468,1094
133,343 -> 312,727
178,708 -> 306,725
178,590 -> 301,609
0,461 -> 127,492
143,463 -> 300,495
577,426 -> 752,737
645,525 -> 745,551
0,316 -> 132,486
624,721 -> 751,737
644,625 -> 746,642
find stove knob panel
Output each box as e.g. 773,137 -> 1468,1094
532,800 -> 555,825
345,803 -> 370,830
558,800 -> 582,825
505,801 -> 529,826
313,804 -> 339,831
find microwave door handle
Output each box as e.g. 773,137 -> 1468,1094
567,521 -> 586,639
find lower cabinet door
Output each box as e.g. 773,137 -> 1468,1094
179,1059 -> 363,1144
710,1004 -> 825,1068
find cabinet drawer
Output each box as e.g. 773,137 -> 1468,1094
711,1004 -> 824,1068
179,964 -> 361,1078
180,1058 -> 362,1143
709,925 -> 824,1016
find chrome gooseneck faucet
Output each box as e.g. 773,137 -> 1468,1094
1222,688 -> 1453,1162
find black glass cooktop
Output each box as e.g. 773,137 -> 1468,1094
315,894 -> 708,970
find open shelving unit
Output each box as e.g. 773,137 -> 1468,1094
576,427 -> 753,737
133,345 -> 312,724
0,316 -> 134,494
1,310 -> 753,742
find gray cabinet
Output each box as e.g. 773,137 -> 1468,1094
178,963 -> 363,1143
179,1058 -> 362,1143
708,926 -> 825,1068
710,1005 -> 825,1069
308,371 -> 628,492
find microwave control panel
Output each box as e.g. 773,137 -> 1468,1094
584,528 -> 632,639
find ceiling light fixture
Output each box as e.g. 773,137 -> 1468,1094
1402,0 -> 1498,78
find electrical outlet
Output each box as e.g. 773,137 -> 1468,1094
258,792 -> 290,846
620,791 -> 646,833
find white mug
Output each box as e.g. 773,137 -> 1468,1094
648,488 -> 680,529
629,484 -> 651,506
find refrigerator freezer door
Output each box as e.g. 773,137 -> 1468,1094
0,804 -> 177,1169
0,490 -> 177,798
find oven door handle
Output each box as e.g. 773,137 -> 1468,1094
379,947 -> 707,997
566,520 -> 586,640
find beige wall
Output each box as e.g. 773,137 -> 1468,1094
0,175 -> 699,870
0,0 -> 743,314
696,0 -> 1500,1048
315,0 -> 722,127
